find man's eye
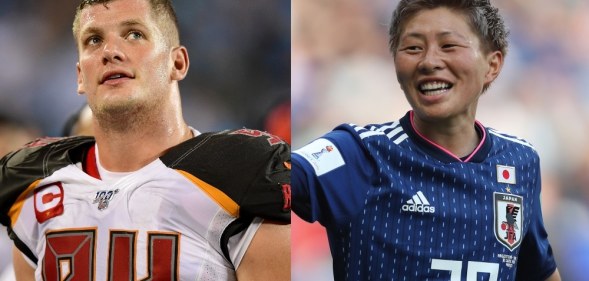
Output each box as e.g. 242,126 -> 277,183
86,36 -> 101,46
127,31 -> 143,40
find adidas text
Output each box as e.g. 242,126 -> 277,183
401,204 -> 435,213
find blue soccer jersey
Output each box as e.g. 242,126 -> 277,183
292,111 -> 557,281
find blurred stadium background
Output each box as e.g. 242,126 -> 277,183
292,0 -> 589,280
0,0 -> 289,279
1,0 -> 588,280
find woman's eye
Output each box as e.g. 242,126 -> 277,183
402,46 -> 422,52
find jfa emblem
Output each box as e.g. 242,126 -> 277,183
93,189 -> 119,211
493,192 -> 523,251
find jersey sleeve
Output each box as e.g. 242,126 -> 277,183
227,217 -> 263,268
0,137 -> 93,228
515,171 -> 558,280
292,127 -> 376,227
161,129 -> 291,222
0,136 -> 94,264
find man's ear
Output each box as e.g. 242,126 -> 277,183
77,62 -> 85,95
170,46 -> 189,81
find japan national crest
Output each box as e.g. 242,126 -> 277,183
493,192 -> 523,251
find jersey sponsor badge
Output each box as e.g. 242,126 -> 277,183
294,138 -> 344,176
493,192 -> 523,251
401,191 -> 435,214
34,182 -> 64,223
496,165 -> 516,184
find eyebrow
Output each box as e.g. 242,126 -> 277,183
402,31 -> 468,41
80,19 -> 146,38
120,19 -> 146,28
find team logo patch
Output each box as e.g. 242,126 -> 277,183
93,189 -> 119,211
493,192 -> 523,251
34,182 -> 64,223
294,138 -> 345,176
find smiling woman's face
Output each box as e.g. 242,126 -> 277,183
394,7 -> 503,124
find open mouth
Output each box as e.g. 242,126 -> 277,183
418,81 -> 453,96
101,71 -> 134,84
106,74 -> 127,81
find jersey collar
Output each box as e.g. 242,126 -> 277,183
83,144 -> 101,179
400,111 -> 492,163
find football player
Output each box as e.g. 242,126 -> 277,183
292,0 -> 560,280
0,0 -> 290,280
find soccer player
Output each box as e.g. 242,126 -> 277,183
0,0 -> 290,280
291,0 -> 560,280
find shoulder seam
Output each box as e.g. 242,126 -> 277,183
167,132 -> 221,168
488,129 -> 535,149
347,121 -> 408,144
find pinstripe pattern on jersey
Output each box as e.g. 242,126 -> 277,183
298,111 -> 556,280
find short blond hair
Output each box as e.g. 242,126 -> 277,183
72,0 -> 180,47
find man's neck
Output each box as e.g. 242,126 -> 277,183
93,118 -> 192,172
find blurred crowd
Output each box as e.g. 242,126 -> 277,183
0,0 -> 289,279
292,0 -> 589,280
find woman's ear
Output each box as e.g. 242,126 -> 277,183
484,50 -> 504,85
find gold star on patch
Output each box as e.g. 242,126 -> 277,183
505,186 -> 511,193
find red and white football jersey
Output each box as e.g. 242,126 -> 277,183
0,129 -> 291,280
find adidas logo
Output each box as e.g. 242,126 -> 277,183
401,191 -> 435,213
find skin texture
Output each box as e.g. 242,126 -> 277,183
12,247 -> 33,281
236,222 -> 291,281
14,0 -> 290,279
394,7 -> 503,158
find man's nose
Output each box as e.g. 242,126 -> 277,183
102,39 -> 126,65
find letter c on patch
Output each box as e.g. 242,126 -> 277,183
34,182 -> 64,223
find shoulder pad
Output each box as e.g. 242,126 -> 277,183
161,129 -> 291,222
0,136 -> 95,227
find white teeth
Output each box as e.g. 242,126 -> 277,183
109,74 -> 123,80
419,81 -> 451,91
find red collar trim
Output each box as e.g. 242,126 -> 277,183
84,145 -> 101,179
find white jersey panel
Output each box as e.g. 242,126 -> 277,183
12,159 -> 240,280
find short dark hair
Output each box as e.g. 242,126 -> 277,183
389,0 -> 509,56
72,0 -> 180,47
